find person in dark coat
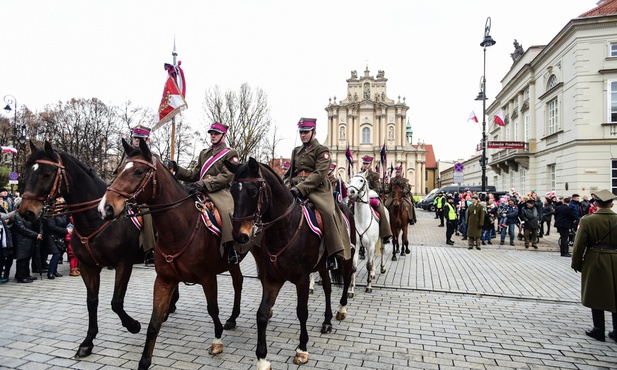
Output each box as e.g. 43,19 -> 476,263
554,197 -> 577,257
44,202 -> 69,279
571,189 -> 617,342
520,199 -> 540,249
0,190 -> 15,283
541,198 -> 555,237
12,200 -> 43,283
466,196 -> 484,250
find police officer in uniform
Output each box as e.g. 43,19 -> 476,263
361,156 -> 393,244
571,189 -> 617,342
167,123 -> 240,264
384,167 -> 416,226
444,195 -> 457,245
283,118 -> 351,270
113,125 -> 158,265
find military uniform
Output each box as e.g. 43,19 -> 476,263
384,174 -> 416,225
571,189 -> 617,340
466,200 -> 484,249
362,160 -> 393,239
175,124 -> 239,246
284,123 -> 351,261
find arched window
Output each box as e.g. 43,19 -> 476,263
362,127 -> 371,144
547,74 -> 558,90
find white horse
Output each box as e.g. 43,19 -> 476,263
347,173 -> 389,294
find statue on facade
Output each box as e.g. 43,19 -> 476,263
363,84 -> 370,99
354,92 -> 358,101
376,70 -> 385,78
351,70 -> 358,78
511,39 -> 524,62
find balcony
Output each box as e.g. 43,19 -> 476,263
488,143 -> 530,174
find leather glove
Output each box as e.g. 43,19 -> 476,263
166,160 -> 178,172
290,187 -> 301,199
187,181 -> 204,195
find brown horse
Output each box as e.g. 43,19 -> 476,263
18,141 -> 179,358
225,157 -> 355,369
100,139 -> 246,370
388,183 -> 410,258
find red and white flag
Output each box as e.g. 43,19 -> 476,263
468,111 -> 478,123
494,109 -> 505,127
1,146 -> 17,154
152,75 -> 188,130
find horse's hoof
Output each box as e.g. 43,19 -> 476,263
381,268 -> 386,274
168,304 -> 177,314
209,343 -> 223,355
127,321 -> 141,334
309,288 -> 314,295
75,345 -> 93,358
365,287 -> 372,293
321,323 -> 332,334
392,255 -> 397,261
347,292 -> 354,299
405,248 -> 410,254
336,312 -> 347,320
293,350 -> 309,365
223,319 -> 237,330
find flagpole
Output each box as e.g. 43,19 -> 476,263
170,39 -> 178,161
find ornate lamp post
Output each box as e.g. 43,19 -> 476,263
478,17 -> 496,192
3,95 -> 18,193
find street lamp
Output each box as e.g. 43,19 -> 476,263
478,17 -> 496,192
3,95 -> 18,194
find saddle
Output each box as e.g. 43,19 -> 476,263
302,200 -> 324,232
194,193 -> 223,236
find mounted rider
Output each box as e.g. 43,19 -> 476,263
283,118 -> 351,270
113,125 -> 158,265
167,122 -> 241,264
384,167 -> 416,225
360,156 -> 393,244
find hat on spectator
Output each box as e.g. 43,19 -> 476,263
592,189 -> 617,203
0,187 -> 7,193
208,122 -> 229,135
297,118 -> 317,131
131,125 -> 151,138
282,162 -> 290,170
362,156 -> 373,164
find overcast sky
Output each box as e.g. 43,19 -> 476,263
0,0 -> 596,163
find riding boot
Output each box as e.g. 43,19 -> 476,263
586,309 -> 606,341
226,243 -> 240,265
144,250 -> 155,266
327,255 -> 339,270
382,237 -> 390,245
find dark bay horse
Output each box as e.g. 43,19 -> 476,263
388,183 -> 410,258
225,157 -> 355,369
100,139 -> 246,370
18,141 -> 179,358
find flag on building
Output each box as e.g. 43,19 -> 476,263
1,146 -> 17,154
468,111 -> 478,123
494,109 -> 505,127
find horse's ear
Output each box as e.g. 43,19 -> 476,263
44,141 -> 54,157
248,157 -> 259,173
139,138 -> 152,161
224,159 -> 239,174
121,138 -> 132,155
29,140 -> 39,153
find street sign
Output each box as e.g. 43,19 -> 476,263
8,180 -> 18,185
487,141 -> 526,149
453,172 -> 464,183
8,172 -> 18,181
454,162 -> 464,172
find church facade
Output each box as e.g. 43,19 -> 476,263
324,67 -> 430,195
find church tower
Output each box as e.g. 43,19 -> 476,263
324,66 -> 427,195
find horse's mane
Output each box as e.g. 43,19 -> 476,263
125,145 -> 186,189
258,162 -> 286,187
25,148 -> 105,186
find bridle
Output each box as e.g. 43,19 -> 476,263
107,157 -> 158,203
348,174 -> 369,204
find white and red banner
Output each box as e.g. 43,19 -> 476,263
494,109 -> 505,127
152,76 -> 188,130
468,111 -> 478,123
1,146 -> 17,154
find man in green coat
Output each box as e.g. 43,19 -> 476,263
168,123 -> 240,264
466,196 -> 484,250
571,189 -> 617,342
283,118 -> 351,270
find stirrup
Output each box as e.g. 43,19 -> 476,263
327,256 -> 339,270
228,249 -> 240,265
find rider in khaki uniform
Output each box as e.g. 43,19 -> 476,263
360,156 -> 392,244
571,189 -> 617,342
283,118 -> 351,270
384,167 -> 416,225
113,125 -> 158,265
167,123 -> 240,264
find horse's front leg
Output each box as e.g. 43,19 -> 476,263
380,244 -> 387,274
336,256 -> 353,320
109,262 -> 141,334
224,265 -> 244,330
201,275 -> 225,355
366,245 -> 375,293
293,278 -> 311,365
403,225 -> 410,255
138,276 -> 177,370
256,277 -> 284,370
75,264 -> 103,358
318,270 -> 333,333
392,233 -> 399,261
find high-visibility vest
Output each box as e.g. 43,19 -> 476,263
445,203 -> 457,220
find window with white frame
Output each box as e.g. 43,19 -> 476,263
514,120 -> 519,140
520,168 -> 526,191
548,74 -> 558,90
610,80 -> 617,123
524,114 -> 530,141
513,97 -> 519,112
611,43 -> 617,57
612,160 -> 617,194
547,97 -> 559,135
361,127 -> 371,144
549,164 -> 556,192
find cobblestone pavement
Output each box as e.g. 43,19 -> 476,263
0,209 -> 616,369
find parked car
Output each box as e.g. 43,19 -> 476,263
418,185 -> 499,212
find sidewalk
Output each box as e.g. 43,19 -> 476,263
0,210 -> 614,369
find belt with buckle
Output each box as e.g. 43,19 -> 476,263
296,171 -> 312,177
589,243 -> 617,251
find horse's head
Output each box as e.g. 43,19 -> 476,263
100,138 -> 157,220
347,173 -> 369,202
20,141 -> 68,221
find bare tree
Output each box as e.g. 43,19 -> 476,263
202,83 -> 272,162
260,124 -> 283,163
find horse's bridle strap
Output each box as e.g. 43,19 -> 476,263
22,156 -> 69,202
107,158 -> 157,201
